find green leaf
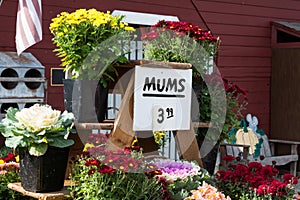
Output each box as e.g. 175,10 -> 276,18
49,137 -> 74,148
0,127 -> 15,137
28,143 -> 48,156
37,130 -> 46,136
5,107 -> 19,122
5,136 -> 23,149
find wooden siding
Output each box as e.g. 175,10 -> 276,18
192,0 -> 300,134
271,48 -> 300,141
1,0 -> 300,134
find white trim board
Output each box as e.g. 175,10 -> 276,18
112,10 -> 179,26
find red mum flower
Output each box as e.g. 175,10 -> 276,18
248,162 -> 262,171
283,173 -> 298,184
215,170 -> 226,180
145,170 -> 162,179
145,20 -> 219,44
123,147 -> 131,154
258,165 -> 279,178
235,164 -> 249,177
236,156 -> 241,162
257,184 -> 268,195
85,158 -> 100,167
221,155 -> 235,162
141,31 -> 159,41
223,170 -> 235,182
4,153 -> 16,162
88,168 -> 96,175
98,164 -> 115,174
131,145 -> 142,151
87,145 -> 107,157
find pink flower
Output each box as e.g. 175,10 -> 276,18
185,183 -> 231,200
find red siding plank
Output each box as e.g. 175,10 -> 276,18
195,0 -> 300,20
218,46 -> 271,57
219,67 -> 271,78
201,0 -> 300,11
230,80 -> 270,92
220,35 -> 270,47
203,12 -> 277,28
0,31 -> 15,48
0,1 -> 18,17
212,24 -> 270,37
218,57 -> 271,67
0,16 -> 16,33
110,0 -> 194,9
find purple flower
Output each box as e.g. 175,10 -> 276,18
152,160 -> 201,182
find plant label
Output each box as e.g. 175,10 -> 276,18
133,65 -> 192,131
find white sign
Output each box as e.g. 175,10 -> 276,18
133,65 -> 192,131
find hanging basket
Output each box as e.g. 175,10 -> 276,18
19,146 -> 70,192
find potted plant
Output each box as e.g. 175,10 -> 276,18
0,104 -> 75,192
215,156 -> 298,200
49,8 -> 135,122
142,20 -> 247,174
69,134 -> 164,199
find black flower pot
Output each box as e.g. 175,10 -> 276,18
19,146 -> 70,192
63,79 -> 109,122
95,80 -> 109,122
62,79 -> 74,113
197,137 -> 220,175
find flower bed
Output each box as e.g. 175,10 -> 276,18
68,133 -> 230,200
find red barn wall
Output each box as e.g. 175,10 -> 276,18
1,0 -> 300,134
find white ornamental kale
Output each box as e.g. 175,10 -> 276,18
0,104 -> 76,156
15,104 -> 61,133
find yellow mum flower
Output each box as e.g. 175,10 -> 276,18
49,8 -> 136,80
153,130 -> 167,146
93,19 -> 106,26
0,159 -> 4,164
83,143 -> 95,152
131,137 -> 138,147
15,155 -> 19,163
57,32 -> 64,37
124,26 -> 135,31
42,137 -> 48,143
60,12 -> 69,17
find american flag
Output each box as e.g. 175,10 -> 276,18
16,0 -> 42,55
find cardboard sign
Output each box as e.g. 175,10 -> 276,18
133,65 -> 192,131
